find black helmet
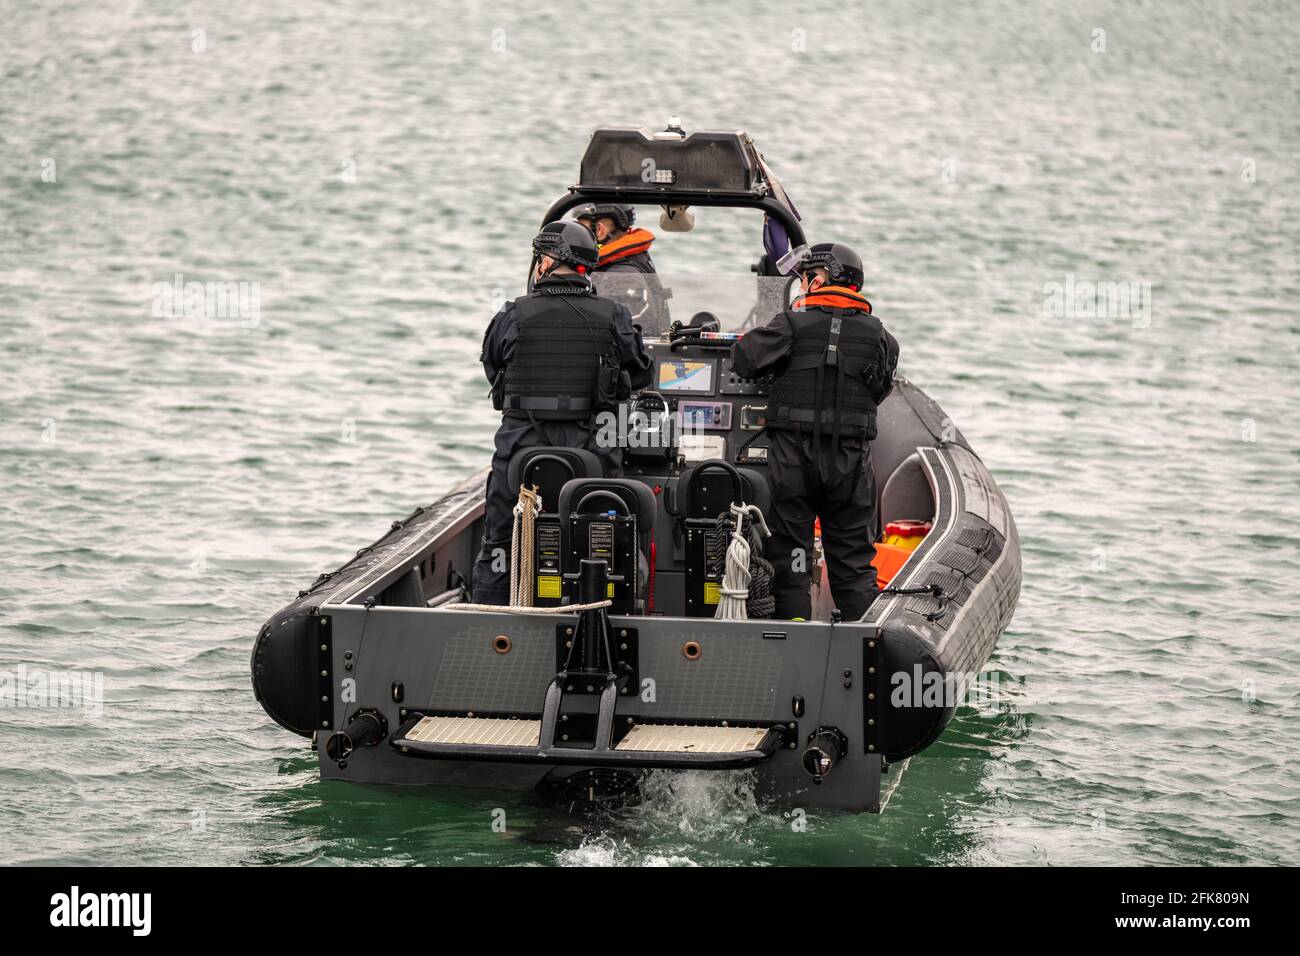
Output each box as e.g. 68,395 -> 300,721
532,220 -> 600,273
572,202 -> 635,232
800,242 -> 865,291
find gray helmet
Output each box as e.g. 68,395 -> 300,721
572,202 -> 636,232
532,220 -> 600,273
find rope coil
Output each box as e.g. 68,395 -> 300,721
447,482 -> 611,613
508,484 -> 542,608
713,502 -> 774,620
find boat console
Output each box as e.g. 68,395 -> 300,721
628,330 -> 774,470
509,323 -> 778,619
622,330 -> 776,617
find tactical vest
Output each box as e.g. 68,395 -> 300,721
766,286 -> 886,443
502,282 -> 619,421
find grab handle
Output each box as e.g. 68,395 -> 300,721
574,489 -> 631,517
687,459 -> 745,516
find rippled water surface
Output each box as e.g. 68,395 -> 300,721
2,0 -> 1298,865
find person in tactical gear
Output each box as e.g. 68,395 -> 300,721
730,242 -> 899,621
573,203 -> 672,334
471,220 -> 653,606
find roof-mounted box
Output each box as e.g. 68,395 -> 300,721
577,127 -> 765,197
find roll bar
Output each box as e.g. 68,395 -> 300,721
540,189 -> 806,250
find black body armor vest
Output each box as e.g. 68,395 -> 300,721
502,282 -> 619,422
766,292 -> 889,444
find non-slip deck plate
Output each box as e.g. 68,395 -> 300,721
615,724 -> 770,754
403,716 -> 540,748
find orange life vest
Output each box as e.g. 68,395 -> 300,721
791,285 -> 873,314
597,228 -> 655,268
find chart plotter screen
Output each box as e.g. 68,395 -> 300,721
657,358 -> 715,394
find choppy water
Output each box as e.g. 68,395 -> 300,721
2,0 -> 1299,866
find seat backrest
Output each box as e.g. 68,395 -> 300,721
559,478 -> 656,555
674,460 -> 772,524
879,452 -> 933,529
507,447 -> 603,515
558,477 -> 658,613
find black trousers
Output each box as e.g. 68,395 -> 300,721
765,427 -> 879,621
470,415 -> 622,605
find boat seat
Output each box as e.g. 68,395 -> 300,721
669,460 -> 770,617
558,477 -> 657,561
674,460 -> 771,523
558,478 -> 657,613
879,452 -> 933,529
506,447 -> 603,515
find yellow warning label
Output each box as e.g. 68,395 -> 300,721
704,581 -> 720,605
537,576 -> 561,599
607,582 -> 616,598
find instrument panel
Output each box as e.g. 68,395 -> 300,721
656,357 -> 716,395
629,337 -> 773,469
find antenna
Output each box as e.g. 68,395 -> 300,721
655,116 -> 686,140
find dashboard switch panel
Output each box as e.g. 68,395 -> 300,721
678,401 -> 732,431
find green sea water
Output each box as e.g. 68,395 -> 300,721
1,0 -> 1298,865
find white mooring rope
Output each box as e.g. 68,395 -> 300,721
714,502 -> 772,620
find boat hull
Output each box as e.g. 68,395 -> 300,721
251,380 -> 1020,812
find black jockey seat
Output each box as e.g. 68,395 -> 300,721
558,478 -> 657,614
507,447 -> 604,607
506,447 -> 604,515
674,460 -> 771,524
670,460 -> 772,618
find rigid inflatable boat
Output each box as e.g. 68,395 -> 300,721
251,125 -> 1021,812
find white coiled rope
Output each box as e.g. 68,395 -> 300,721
714,502 -> 771,620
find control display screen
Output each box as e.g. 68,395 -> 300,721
678,401 -> 732,430
682,404 -> 721,426
657,358 -> 715,394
